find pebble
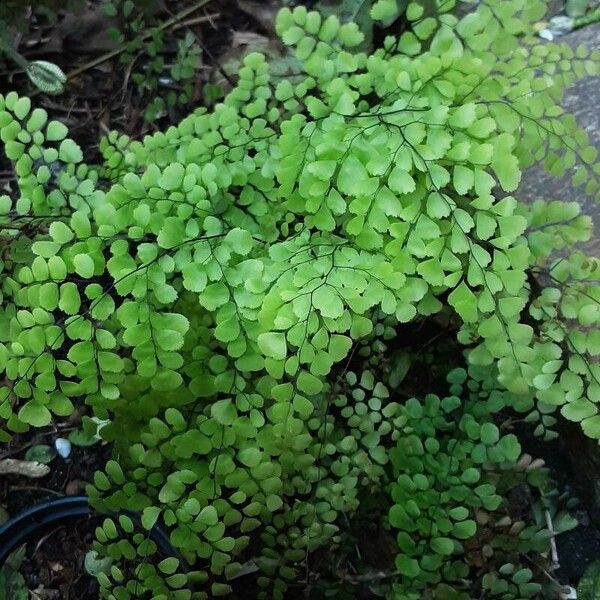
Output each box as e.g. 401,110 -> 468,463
54,437 -> 72,459
538,15 -> 576,40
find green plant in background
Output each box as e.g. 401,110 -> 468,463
146,31 -> 202,124
101,0 -> 202,123
0,0 -> 599,597
0,0 -> 85,32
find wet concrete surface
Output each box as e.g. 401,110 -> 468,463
517,22 -> 600,255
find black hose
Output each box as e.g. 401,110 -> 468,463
0,495 -> 191,584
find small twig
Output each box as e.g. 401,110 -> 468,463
120,49 -> 145,100
32,0 -> 214,91
39,99 -> 90,113
23,36 -> 53,48
183,27 -> 235,86
34,526 -> 64,554
171,13 -> 221,32
9,485 -> 61,496
342,512 -> 362,561
522,553 -> 563,586
545,509 -> 560,567
342,569 -> 400,584
99,120 -> 111,136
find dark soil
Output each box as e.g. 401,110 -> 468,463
19,516 -> 99,599
513,417 -> 600,584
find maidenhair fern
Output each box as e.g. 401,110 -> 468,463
0,0 -> 599,598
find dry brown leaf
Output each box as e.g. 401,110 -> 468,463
0,458 -> 50,478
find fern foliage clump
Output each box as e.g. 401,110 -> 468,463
0,0 -> 599,597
